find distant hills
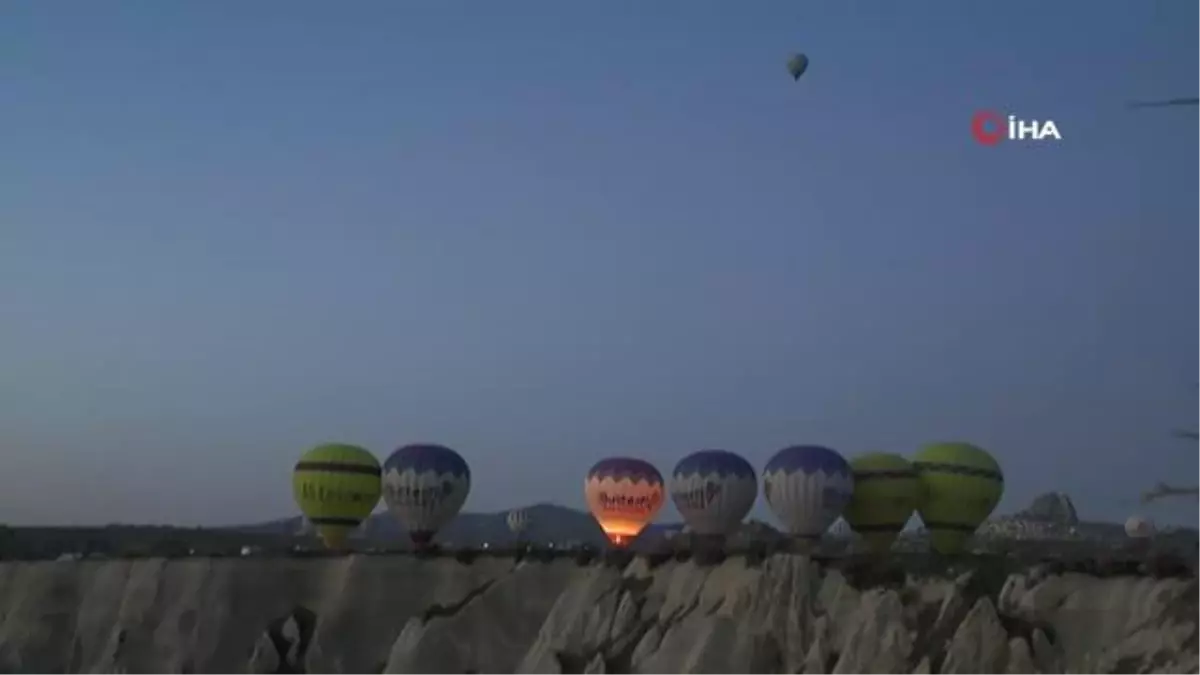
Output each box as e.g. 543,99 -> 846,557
3,497 -> 1195,562
235,503 -> 688,548
236,493 -> 1198,550
4,492 -> 1192,561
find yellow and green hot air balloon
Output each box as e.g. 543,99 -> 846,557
844,452 -> 924,554
912,442 -> 1003,555
292,443 -> 382,550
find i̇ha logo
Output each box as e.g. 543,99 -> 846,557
971,110 -> 1062,146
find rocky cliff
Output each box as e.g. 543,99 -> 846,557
0,554 -> 1194,674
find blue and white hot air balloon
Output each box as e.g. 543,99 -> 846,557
670,450 -> 758,537
383,444 -> 471,547
762,445 -> 854,539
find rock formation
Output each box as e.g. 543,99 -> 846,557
0,554 -> 1194,673
1018,493 -> 1080,526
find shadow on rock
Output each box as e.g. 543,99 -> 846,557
248,606 -> 317,674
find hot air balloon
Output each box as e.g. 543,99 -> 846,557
670,450 -> 758,540
585,457 -> 665,548
912,442 -> 1004,555
843,453 -> 925,554
762,445 -> 854,543
1125,515 -> 1156,539
786,53 -> 809,81
382,444 -> 471,547
292,443 -> 382,550
507,508 -> 530,540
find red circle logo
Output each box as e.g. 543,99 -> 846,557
971,110 -> 1005,146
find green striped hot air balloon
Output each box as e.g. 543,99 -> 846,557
292,443 -> 382,550
844,453 -> 925,554
912,442 -> 1003,555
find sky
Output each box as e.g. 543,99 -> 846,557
1,1 -> 1197,528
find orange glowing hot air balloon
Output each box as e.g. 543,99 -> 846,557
585,457 -> 665,548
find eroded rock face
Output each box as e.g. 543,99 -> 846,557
0,554 -> 1193,674
1020,493 -> 1080,526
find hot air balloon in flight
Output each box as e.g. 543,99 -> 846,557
843,453 -> 925,554
507,508 -> 530,540
786,53 -> 809,81
762,445 -> 854,541
382,444 -> 471,547
1125,515 -> 1156,539
292,443 -> 382,550
585,457 -> 665,548
670,450 -> 758,540
912,442 -> 1004,555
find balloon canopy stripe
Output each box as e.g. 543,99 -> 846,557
912,462 -> 1003,482
384,444 -> 471,478
763,445 -> 853,475
672,450 -> 756,480
294,461 -> 382,476
308,516 -> 369,527
852,469 -> 917,482
587,474 -> 661,485
587,457 -> 664,485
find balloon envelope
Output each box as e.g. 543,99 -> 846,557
1125,516 -> 1156,539
762,445 -> 854,538
585,457 -> 665,547
507,508 -> 530,536
382,444 -> 471,546
292,443 -> 382,550
786,53 -> 809,81
844,453 -> 924,553
670,450 -> 758,537
913,442 -> 1003,555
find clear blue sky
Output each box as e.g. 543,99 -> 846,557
2,1 -> 1196,527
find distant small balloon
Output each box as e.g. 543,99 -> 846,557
507,508 -> 530,537
786,53 -> 810,81
585,457 -> 665,548
1125,515 -> 1156,539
